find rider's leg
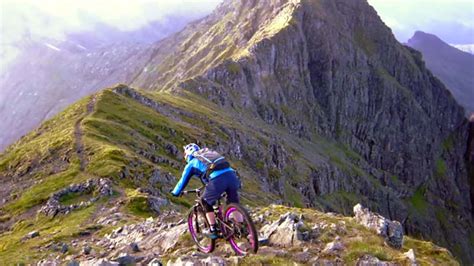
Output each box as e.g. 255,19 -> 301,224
201,199 -> 216,226
226,172 -> 244,223
201,198 -> 218,239
201,176 -> 224,228
206,212 -> 216,226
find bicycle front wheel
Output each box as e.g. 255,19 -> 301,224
224,203 -> 258,255
187,207 -> 215,253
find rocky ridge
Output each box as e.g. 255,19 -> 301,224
34,205 -> 456,265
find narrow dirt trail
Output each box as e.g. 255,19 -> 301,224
74,95 -> 97,172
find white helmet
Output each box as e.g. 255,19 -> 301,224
183,143 -> 200,159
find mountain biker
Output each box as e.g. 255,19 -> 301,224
170,143 -> 241,239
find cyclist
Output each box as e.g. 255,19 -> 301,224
171,143 -> 241,239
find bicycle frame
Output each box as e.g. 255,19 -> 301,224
182,185 -> 235,240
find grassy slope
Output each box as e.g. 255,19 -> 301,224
0,87 -> 460,263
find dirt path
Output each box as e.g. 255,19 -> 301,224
74,96 -> 96,172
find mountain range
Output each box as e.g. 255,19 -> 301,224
0,14 -> 197,152
0,0 -> 473,264
407,31 -> 474,115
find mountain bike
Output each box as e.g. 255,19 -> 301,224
181,184 -> 258,255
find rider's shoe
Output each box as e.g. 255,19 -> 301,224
207,231 -> 219,239
204,228 -> 219,239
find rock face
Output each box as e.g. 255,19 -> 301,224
157,0 -> 472,262
407,31 -> 474,115
353,203 -> 403,249
260,212 -> 307,247
468,115 -> 474,219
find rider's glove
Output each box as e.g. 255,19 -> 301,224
169,189 -> 179,197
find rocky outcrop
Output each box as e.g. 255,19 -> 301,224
96,214 -> 187,255
62,205 -> 452,265
260,212 -> 308,247
39,178 -> 113,217
353,203 -> 403,249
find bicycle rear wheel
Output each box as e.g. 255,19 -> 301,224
187,207 -> 215,253
224,203 -> 258,255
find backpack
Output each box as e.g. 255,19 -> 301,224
193,148 -> 231,177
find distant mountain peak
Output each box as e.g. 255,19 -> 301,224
408,31 -> 450,49
407,31 -> 474,115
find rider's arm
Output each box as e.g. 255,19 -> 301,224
171,158 -> 206,196
171,161 -> 193,196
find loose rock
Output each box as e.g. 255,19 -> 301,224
27,231 -> 40,239
353,204 -> 404,249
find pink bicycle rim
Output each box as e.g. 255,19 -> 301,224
225,207 -> 255,254
188,212 -> 212,253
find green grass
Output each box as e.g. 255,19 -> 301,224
344,239 -> 393,262
226,61 -> 241,75
58,190 -> 94,206
442,135 -> 455,152
434,158 -> 447,179
390,175 -> 399,183
0,204 -> 98,264
323,191 -> 362,215
0,97 -> 87,174
2,164 -> 85,215
284,182 -> 304,208
240,254 -> 294,265
124,189 -> 155,218
404,237 -> 459,265
410,186 -> 428,215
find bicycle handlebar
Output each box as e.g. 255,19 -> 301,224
181,185 -> 205,196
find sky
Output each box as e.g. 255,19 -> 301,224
0,0 -> 473,68
367,0 -> 474,44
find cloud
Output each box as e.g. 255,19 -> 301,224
368,0 -> 474,44
0,0 -> 222,69
1,0 -> 222,42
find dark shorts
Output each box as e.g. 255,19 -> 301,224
202,170 -> 240,206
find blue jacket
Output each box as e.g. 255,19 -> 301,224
171,156 -> 234,196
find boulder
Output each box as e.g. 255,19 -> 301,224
81,258 -> 120,266
61,243 -> 69,253
148,258 -> 163,266
114,253 -> 136,265
353,204 -> 404,249
26,231 -> 40,239
37,259 -> 60,266
83,245 -> 92,255
322,241 -> 344,254
130,242 -> 140,253
259,212 -> 307,247
404,249 -> 418,266
356,255 -> 396,266
148,196 -> 169,214
166,256 -> 226,266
